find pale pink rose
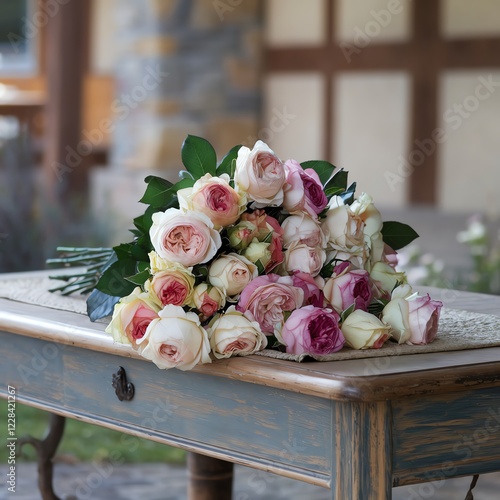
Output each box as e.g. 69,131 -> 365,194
191,283 -> 226,320
149,267 -> 194,307
208,306 -> 267,359
283,243 -> 326,277
281,213 -> 327,249
323,262 -> 372,314
291,271 -> 324,307
341,310 -> 391,349
278,306 -> 344,356
208,253 -> 257,296
235,141 -> 285,206
236,274 -> 304,334
283,160 -> 328,217
105,288 -> 160,351
178,174 -> 245,228
138,305 -> 211,371
407,294 -> 442,345
150,208 -> 221,267
381,243 -> 398,269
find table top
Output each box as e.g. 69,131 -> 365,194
1,271 -> 500,402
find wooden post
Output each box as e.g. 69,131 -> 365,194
187,452 -> 234,500
42,0 -> 89,212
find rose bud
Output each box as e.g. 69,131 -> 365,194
227,221 -> 257,250
191,283 -> 226,320
208,253 -> 257,296
341,310 -> 392,349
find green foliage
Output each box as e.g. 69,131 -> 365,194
217,144 -> 241,177
181,135 -> 217,177
381,221 -> 419,250
300,160 -> 336,185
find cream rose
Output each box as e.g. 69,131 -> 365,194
105,287 -> 160,352
235,140 -> 285,206
370,262 -> 407,296
283,243 -> 326,277
149,208 -> 221,267
147,264 -> 195,307
281,213 -> 328,249
341,310 -> 391,349
177,173 -> 246,228
208,253 -> 257,296
208,306 -> 267,359
323,198 -> 365,252
138,305 -> 211,371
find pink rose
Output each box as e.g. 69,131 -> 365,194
150,208 -> 221,267
407,295 -> 442,345
323,262 -> 372,313
149,267 -> 194,307
105,288 -> 160,351
178,174 -> 245,228
278,306 -> 344,355
236,274 -> 304,334
283,243 -> 326,277
283,160 -> 328,217
291,271 -> 324,307
191,283 -> 226,320
235,141 -> 285,206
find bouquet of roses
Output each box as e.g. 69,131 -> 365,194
66,135 -> 442,371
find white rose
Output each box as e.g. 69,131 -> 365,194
370,262 -> 407,296
323,202 -> 364,252
207,306 -> 268,359
381,298 -> 411,344
341,310 -> 392,349
234,140 -> 285,206
281,213 -> 328,249
208,253 -> 257,296
138,305 -> 211,371
283,243 -> 326,277
350,192 -> 383,237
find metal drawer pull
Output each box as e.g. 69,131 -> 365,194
111,366 -> 135,401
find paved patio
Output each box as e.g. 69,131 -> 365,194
1,462 -> 499,499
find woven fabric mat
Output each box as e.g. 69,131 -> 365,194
1,275 -> 500,362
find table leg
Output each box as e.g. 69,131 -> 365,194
187,452 -> 234,500
18,413 -> 66,500
333,401 -> 392,500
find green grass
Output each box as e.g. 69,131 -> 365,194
1,402 -> 186,464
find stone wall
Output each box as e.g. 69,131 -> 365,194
91,0 -> 263,243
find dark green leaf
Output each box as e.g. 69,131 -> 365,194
217,144 -> 242,177
381,221 -> 419,250
113,243 -> 134,260
340,303 -> 356,323
139,176 -> 175,208
125,269 -> 151,286
324,186 -> 345,198
325,169 -> 348,191
178,170 -> 194,180
137,261 -> 150,273
181,135 -> 217,177
86,289 -> 121,322
131,242 -> 150,261
300,160 -> 336,186
95,259 -> 137,297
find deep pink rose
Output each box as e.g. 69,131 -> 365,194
280,306 -> 344,355
236,274 -> 304,334
407,295 -> 442,345
292,271 -> 324,307
323,262 -> 372,313
283,159 -> 328,217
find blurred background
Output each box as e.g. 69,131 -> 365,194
0,0 -> 499,291
1,1 -> 500,495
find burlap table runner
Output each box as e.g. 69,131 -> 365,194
1,274 -> 500,362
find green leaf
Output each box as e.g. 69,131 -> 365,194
340,303 -> 356,323
324,186 -> 345,198
113,243 -> 134,260
178,170 -> 194,180
300,160 -> 336,186
181,135 -> 217,178
340,182 -> 356,205
86,289 -> 121,322
95,259 -> 137,297
137,261 -> 150,273
217,144 -> 242,177
381,221 -> 419,250
125,269 -> 151,286
139,176 -> 175,207
325,168 -> 348,191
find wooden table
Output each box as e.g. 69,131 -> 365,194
1,274 -> 500,499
